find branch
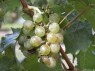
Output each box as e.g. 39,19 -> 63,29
58,54 -> 68,71
20,0 -> 34,17
63,6 -> 90,30
60,47 -> 74,70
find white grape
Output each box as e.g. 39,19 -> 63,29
49,22 -> 60,33
35,26 -> 45,37
30,36 -> 42,47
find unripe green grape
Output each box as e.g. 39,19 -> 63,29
30,36 -> 42,47
49,22 -> 60,33
50,43 -> 60,54
23,20 -> 34,30
18,35 -> 27,45
23,28 -> 31,36
39,44 -> 50,55
24,39 -> 34,50
35,26 -> 45,37
33,13 -> 43,23
47,33 -> 57,43
49,13 -> 60,23
42,56 -> 49,64
56,33 -> 64,43
46,57 -> 56,68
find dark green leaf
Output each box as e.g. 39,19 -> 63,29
64,21 -> 92,54
21,54 -> 63,71
77,46 -> 95,70
0,43 -> 20,71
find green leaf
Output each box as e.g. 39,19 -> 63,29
3,0 -> 20,11
0,28 -> 21,52
77,46 -> 95,70
0,43 -> 20,71
21,54 -> 63,71
64,21 -> 92,54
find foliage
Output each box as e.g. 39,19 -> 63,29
0,0 -> 95,71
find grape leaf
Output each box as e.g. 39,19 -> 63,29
64,21 -> 92,54
77,46 -> 95,70
2,0 -> 20,11
0,28 -> 21,52
21,54 -> 63,71
0,42 -> 20,71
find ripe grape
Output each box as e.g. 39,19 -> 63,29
42,56 -> 49,64
39,44 -> 50,55
50,43 -> 60,54
49,22 -> 60,33
46,57 -> 56,68
47,33 -> 57,43
23,20 -> 34,30
35,26 -> 45,37
33,13 -> 43,23
56,33 -> 64,43
30,36 -> 42,47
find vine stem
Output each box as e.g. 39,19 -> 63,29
20,0 -> 34,17
59,9 -> 74,25
60,47 -> 74,70
63,6 -> 90,30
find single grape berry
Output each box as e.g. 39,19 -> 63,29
30,36 -> 42,47
18,35 -> 27,45
33,13 -> 43,23
46,57 -> 56,68
42,56 -> 49,64
24,39 -> 34,50
23,20 -> 34,30
50,43 -> 60,54
49,13 -> 60,23
35,26 -> 45,37
39,44 -> 50,55
47,33 -> 57,43
23,28 -> 31,36
49,22 -> 60,33
56,33 -> 64,43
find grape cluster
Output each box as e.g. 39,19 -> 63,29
18,13 -> 64,68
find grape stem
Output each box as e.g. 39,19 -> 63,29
20,0 -> 34,17
63,5 -> 90,30
59,9 -> 74,25
60,47 -> 74,70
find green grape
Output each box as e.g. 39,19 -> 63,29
30,36 -> 42,47
39,44 -> 50,55
35,26 -> 45,37
23,28 -> 31,36
49,22 -> 60,33
23,20 -> 34,30
42,56 -> 49,64
50,43 -> 60,54
18,35 -> 27,45
47,33 -> 57,43
56,33 -> 64,43
46,57 -> 56,68
33,13 -> 43,23
24,39 -> 34,50
49,13 -> 60,23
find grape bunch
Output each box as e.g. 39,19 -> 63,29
18,13 -> 64,68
